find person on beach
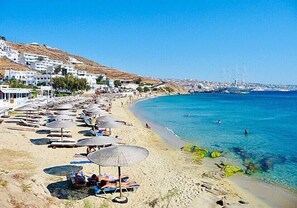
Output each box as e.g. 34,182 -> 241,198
146,123 -> 151,129
87,146 -> 96,154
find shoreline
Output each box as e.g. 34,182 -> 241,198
130,94 -> 297,207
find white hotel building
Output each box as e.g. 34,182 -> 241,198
19,53 -> 64,73
4,69 -> 37,85
0,40 -> 19,62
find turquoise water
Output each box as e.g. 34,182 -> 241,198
134,92 -> 297,190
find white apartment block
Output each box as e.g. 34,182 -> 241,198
0,40 -> 19,62
68,56 -> 83,64
4,69 -> 37,85
19,53 -> 49,65
61,64 -> 77,75
19,52 -> 65,72
34,74 -> 53,85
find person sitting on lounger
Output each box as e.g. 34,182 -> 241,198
74,171 -> 85,184
87,174 -> 99,185
87,146 -> 96,154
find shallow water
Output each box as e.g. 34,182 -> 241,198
134,91 -> 297,190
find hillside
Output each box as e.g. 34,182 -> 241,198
0,57 -> 30,78
5,42 -> 159,84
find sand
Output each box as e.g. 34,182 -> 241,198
0,94 -> 296,208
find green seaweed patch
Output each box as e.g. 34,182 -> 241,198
192,149 -> 208,159
222,164 -> 244,176
210,151 -> 222,158
181,145 -> 203,152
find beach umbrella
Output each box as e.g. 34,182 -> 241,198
15,104 -> 38,118
76,136 -> 119,147
86,108 -> 108,116
44,165 -> 83,176
87,145 -> 149,202
46,120 -> 75,140
97,121 -> 123,128
96,116 -> 116,122
77,135 -> 120,175
53,103 -> 73,110
54,110 -> 76,116
52,115 -> 74,121
97,121 -> 124,135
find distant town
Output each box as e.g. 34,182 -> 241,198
162,78 -> 297,93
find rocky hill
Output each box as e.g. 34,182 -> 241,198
3,41 -> 159,84
0,57 -> 30,77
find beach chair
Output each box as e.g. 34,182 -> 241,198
47,132 -> 73,138
50,129 -> 71,134
94,181 -> 140,196
22,118 -> 40,123
18,119 -> 40,128
48,140 -> 77,148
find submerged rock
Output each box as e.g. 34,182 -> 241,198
244,162 -> 261,175
222,165 -> 243,177
210,151 -> 222,158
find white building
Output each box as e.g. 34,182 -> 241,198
19,53 -> 49,65
30,60 -> 52,72
68,56 -> 83,64
34,74 -> 52,85
0,85 -> 31,108
121,82 -> 139,90
19,53 -> 65,72
61,64 -> 77,75
4,69 -> 37,85
0,40 -> 19,62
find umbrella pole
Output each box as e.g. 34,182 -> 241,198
118,166 -> 122,198
98,165 -> 101,176
61,128 -> 63,141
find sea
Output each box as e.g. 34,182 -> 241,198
132,91 -> 297,191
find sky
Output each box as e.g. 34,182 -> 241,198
0,0 -> 297,84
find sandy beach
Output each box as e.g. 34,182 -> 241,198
0,94 -> 296,208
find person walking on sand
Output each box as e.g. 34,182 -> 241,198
146,123 -> 151,129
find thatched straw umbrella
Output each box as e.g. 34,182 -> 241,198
87,145 -> 149,203
46,120 -> 75,140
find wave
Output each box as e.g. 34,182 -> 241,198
165,127 -> 181,138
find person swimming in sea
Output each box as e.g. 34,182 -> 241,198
244,129 -> 249,135
216,119 -> 221,124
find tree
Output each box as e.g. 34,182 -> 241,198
96,75 -> 105,84
62,68 -> 68,76
52,75 -> 90,93
143,86 -> 150,92
136,86 -> 143,92
54,65 -> 62,74
37,56 -> 44,61
114,80 -> 121,87
135,78 -> 142,84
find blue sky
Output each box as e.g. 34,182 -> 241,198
0,0 -> 296,84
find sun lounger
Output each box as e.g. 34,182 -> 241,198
22,118 -> 40,123
48,140 -> 77,148
48,137 -> 76,143
47,132 -> 72,138
18,119 -> 40,128
87,174 -> 129,186
94,181 -> 140,196
50,130 -> 71,134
